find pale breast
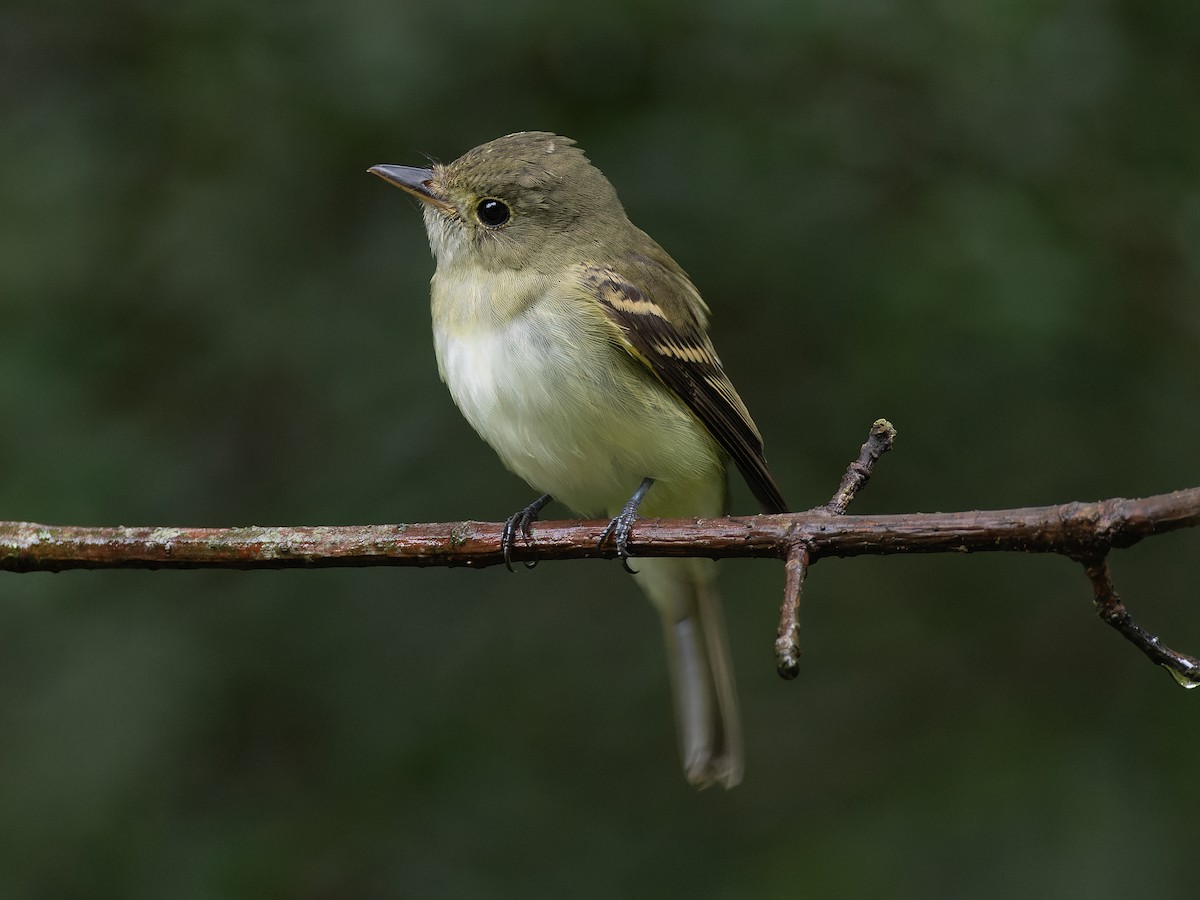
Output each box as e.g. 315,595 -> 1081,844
432,298 -> 724,517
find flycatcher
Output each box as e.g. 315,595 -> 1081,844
370,132 -> 787,788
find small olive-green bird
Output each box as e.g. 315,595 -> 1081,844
370,132 -> 787,788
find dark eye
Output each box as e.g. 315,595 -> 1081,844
475,198 -> 511,227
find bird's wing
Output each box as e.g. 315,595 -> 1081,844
579,261 -> 788,514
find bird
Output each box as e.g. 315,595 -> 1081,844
370,132 -> 787,788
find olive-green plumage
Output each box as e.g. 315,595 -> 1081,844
371,132 -> 786,788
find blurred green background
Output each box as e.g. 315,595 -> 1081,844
3,0 -> 1199,896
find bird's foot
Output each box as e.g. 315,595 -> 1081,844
598,477 -> 654,575
501,494 -> 552,572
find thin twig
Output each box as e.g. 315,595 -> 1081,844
775,419 -> 897,676
827,418 -> 896,515
1083,556 -> 1200,688
775,544 -> 810,680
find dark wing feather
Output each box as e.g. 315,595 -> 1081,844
580,262 -> 788,514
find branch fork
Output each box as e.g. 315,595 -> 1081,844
775,419 -> 895,679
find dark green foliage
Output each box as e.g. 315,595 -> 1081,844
2,1 -> 1198,896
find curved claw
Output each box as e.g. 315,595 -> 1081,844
502,494 -> 552,572
598,477 -> 654,575
598,513 -> 639,573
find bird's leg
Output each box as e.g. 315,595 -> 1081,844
501,494 -> 553,572
599,477 -> 654,574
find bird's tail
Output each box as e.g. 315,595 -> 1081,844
635,556 -> 742,789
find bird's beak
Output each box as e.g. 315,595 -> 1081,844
368,164 -> 454,214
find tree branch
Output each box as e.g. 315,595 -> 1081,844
5,492 -> 1194,571
2,420 -> 1197,687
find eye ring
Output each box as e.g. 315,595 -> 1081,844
475,198 -> 511,228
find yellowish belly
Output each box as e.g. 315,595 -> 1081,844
433,303 -> 725,518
